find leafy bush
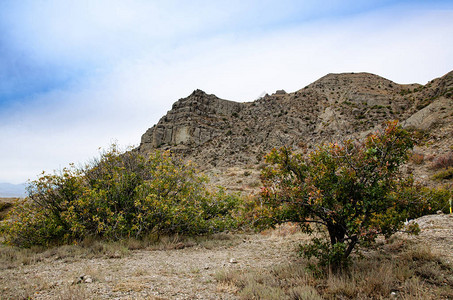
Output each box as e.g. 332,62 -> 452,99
1,147 -> 241,247
389,180 -> 452,217
0,202 -> 13,221
248,121 -> 418,270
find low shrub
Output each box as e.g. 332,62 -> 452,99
430,152 -> 453,170
1,146 -> 242,247
391,180 -> 452,216
410,152 -> 424,165
405,127 -> 429,145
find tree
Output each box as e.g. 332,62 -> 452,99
254,121 -> 415,270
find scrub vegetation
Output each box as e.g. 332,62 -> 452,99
245,121 -> 451,271
0,146 -> 241,247
0,122 -> 452,299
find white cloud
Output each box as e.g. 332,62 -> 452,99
0,2 -> 452,183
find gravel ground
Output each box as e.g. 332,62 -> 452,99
402,213 -> 453,265
1,215 -> 452,300
0,227 -> 308,299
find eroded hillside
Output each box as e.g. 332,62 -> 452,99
139,71 -> 453,192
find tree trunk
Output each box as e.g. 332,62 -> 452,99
343,235 -> 358,260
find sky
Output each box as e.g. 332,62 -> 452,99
0,0 -> 453,184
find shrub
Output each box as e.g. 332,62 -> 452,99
390,180 -> 452,216
249,121 -> 417,270
430,152 -> 453,170
409,152 -> 424,164
0,201 -> 13,221
432,167 -> 453,181
1,146 -> 241,247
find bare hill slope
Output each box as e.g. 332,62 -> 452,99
139,71 -> 453,192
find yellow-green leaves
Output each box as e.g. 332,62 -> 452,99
1,147 -> 242,247
253,121 -> 416,270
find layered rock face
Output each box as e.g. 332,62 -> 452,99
140,89 -> 241,153
138,71 -> 453,192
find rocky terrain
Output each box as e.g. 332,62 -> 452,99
138,71 -> 453,192
1,214 -> 452,299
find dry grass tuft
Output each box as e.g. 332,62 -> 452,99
55,285 -> 90,300
410,152 -> 425,165
113,279 -> 149,293
288,285 -> 323,300
215,238 -> 453,299
0,239 -> 130,270
430,152 -> 453,170
260,222 -> 302,237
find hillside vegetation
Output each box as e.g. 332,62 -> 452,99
1,147 -> 241,247
139,71 -> 453,193
0,71 -> 452,299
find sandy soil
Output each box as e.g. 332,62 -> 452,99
1,215 -> 452,300
401,213 -> 453,265
1,227 -> 308,300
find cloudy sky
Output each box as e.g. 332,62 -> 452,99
1,0 -> 452,184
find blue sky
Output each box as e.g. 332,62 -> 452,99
1,0 -> 453,184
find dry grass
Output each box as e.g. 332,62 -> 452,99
54,285 -> 90,300
1,264 -> 97,299
0,232 -> 241,272
410,152 -> 425,165
1,274 -> 48,299
113,279 -> 150,293
430,152 -> 453,170
0,240 -> 130,270
215,238 -> 453,299
135,232 -> 240,251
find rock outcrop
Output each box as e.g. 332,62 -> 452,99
140,89 -> 241,152
138,71 -> 453,192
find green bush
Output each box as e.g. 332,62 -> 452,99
0,202 -> 13,221
249,121 -> 418,271
392,180 -> 452,216
1,146 -> 241,247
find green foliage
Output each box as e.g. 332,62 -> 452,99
300,237 -> 350,271
0,202 -> 13,221
405,127 -> 430,145
432,167 -> 453,180
391,180 -> 452,216
1,146 -> 241,247
251,121 -> 417,270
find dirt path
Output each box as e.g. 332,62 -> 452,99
1,228 -> 308,299
1,215 -> 452,300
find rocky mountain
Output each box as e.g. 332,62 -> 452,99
139,71 -> 453,192
0,182 -> 26,198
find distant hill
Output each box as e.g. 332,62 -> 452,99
138,71 -> 453,192
0,182 -> 26,197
